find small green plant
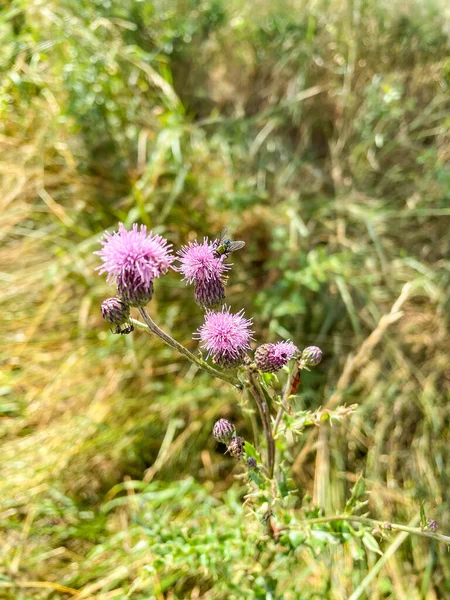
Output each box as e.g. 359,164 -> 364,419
95,221 -> 450,566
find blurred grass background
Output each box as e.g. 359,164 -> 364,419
1,0 -> 450,598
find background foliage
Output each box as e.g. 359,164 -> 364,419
1,0 -> 450,597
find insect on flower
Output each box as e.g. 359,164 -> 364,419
213,226 -> 245,258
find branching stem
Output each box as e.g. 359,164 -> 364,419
132,309 -> 240,388
247,369 -> 275,478
273,360 -> 300,436
280,515 -> 450,544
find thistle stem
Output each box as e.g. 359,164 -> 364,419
247,369 -> 275,478
132,309 -> 241,388
279,515 -> 450,544
273,360 -> 300,436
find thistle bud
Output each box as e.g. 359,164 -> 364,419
213,350 -> 247,370
301,346 -> 323,367
194,276 -> 226,309
212,418 -> 235,444
117,276 -> 154,308
426,519 -> 438,532
228,436 -> 245,459
254,341 -> 299,373
101,298 -> 133,334
246,457 -> 257,469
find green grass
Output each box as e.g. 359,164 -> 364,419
1,0 -> 450,597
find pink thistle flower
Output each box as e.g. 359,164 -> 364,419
194,306 -> 254,368
254,341 -> 299,373
176,239 -> 229,309
176,239 -> 229,283
95,223 -> 174,306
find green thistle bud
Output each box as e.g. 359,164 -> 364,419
301,346 -> 323,367
212,419 -> 235,444
101,298 -> 134,334
426,519 -> 438,532
228,436 -> 245,459
246,457 -> 257,469
117,278 -> 154,308
194,277 -> 225,309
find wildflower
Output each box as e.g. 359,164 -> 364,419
254,341 -> 299,373
301,346 -> 323,367
176,239 -> 229,308
101,297 -> 133,334
96,223 -> 174,306
212,419 -> 235,444
228,436 -> 245,459
195,306 -> 254,369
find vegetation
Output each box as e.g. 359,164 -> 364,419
1,0 -> 449,598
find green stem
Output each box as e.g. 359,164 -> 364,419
247,369 -> 275,478
281,515 -> 450,544
273,360 -> 300,436
132,309 -> 241,388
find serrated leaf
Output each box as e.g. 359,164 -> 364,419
262,372 -> 278,386
249,471 -> 265,488
362,532 -> 383,555
244,441 -> 261,462
345,473 -> 366,513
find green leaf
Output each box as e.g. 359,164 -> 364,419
362,532 -> 383,555
244,441 -> 261,462
261,372 -> 278,386
345,473 -> 366,513
249,471 -> 265,488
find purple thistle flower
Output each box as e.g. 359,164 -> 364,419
254,341 -> 299,373
96,224 -> 174,306
176,239 -> 229,308
194,306 -> 254,369
176,239 -> 229,284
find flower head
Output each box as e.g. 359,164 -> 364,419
195,306 -> 254,368
254,341 -> 299,373
301,346 -> 323,367
176,239 -> 230,309
212,418 -> 235,444
96,224 -> 174,305
176,239 -> 229,284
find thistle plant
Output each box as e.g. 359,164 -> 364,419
96,222 -> 448,552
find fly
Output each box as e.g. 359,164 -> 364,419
213,226 -> 245,258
